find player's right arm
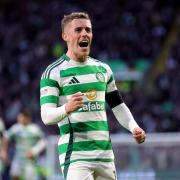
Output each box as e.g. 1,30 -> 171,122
40,71 -> 83,125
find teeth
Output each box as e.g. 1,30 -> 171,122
81,40 -> 88,43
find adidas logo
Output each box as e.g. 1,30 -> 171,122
69,77 -> 80,84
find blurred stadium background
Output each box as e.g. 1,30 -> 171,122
0,0 -> 180,179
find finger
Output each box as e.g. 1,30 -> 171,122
134,129 -> 145,136
72,92 -> 84,97
134,131 -> 146,138
137,139 -> 145,144
136,135 -> 146,144
133,131 -> 142,137
133,132 -> 142,136
139,136 -> 146,143
74,96 -> 83,101
77,104 -> 83,108
133,128 -> 143,133
76,101 -> 84,106
133,134 -> 143,140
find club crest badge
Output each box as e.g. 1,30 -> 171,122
96,72 -> 105,82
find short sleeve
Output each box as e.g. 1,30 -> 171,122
102,63 -> 117,93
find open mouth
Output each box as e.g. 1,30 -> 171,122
79,40 -> 89,48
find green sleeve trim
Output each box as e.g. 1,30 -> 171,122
40,79 -> 59,89
40,95 -> 59,105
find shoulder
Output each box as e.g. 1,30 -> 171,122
29,124 -> 44,135
9,123 -> 20,130
5,124 -> 20,137
29,123 -> 40,130
88,57 -> 112,72
41,55 -> 69,79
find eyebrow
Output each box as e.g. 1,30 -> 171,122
74,26 -> 92,30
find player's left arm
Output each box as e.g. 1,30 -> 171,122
105,64 -> 146,144
26,127 -> 46,159
26,139 -> 46,159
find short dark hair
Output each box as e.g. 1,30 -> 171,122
61,12 -> 90,32
19,110 -> 31,118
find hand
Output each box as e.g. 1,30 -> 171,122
132,127 -> 146,144
26,151 -> 35,160
65,92 -> 84,114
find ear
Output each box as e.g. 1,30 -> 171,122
62,32 -> 69,42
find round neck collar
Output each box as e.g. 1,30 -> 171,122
70,59 -> 89,65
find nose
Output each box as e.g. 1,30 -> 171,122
81,28 -> 88,37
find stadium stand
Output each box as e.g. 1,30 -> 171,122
0,0 -> 179,134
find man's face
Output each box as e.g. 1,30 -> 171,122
63,18 -> 93,61
17,114 -> 31,126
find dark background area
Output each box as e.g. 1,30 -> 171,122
0,0 -> 179,134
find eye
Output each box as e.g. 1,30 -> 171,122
75,27 -> 82,33
85,27 -> 91,33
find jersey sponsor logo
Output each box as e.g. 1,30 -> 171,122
78,101 -> 105,112
96,72 -> 105,82
68,77 -> 80,84
86,89 -> 97,100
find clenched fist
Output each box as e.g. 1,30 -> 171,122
132,127 -> 146,144
65,92 -> 84,114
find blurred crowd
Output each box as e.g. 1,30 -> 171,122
0,0 -> 179,133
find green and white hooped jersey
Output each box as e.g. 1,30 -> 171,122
4,123 -> 44,161
40,54 -> 117,169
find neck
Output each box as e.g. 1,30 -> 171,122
66,51 -> 87,62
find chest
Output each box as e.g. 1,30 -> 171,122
59,66 -> 108,96
15,127 -> 39,141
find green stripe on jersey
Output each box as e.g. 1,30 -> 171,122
61,82 -> 106,95
60,65 -> 106,77
63,118 -> 73,180
61,158 -> 113,167
40,95 -> 59,105
58,140 -> 112,154
40,79 -> 59,89
59,121 -> 109,135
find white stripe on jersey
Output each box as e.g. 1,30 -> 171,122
58,130 -> 110,145
57,111 -> 107,127
106,80 -> 117,93
40,86 -> 59,97
59,91 -> 105,105
59,150 -> 114,165
61,74 -> 107,87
